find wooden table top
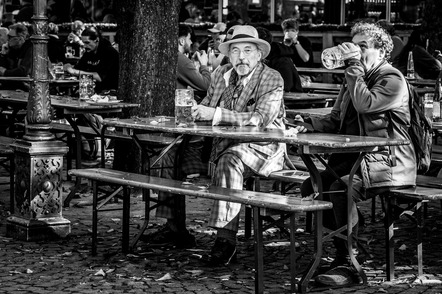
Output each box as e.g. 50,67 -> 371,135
0,90 -> 139,112
283,93 -> 337,102
103,116 -> 409,153
286,107 -> 331,119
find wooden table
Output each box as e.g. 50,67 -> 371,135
286,107 -> 331,119
0,90 -> 139,206
283,92 -> 337,108
102,116 -> 409,293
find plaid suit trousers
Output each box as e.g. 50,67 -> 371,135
155,141 -> 208,219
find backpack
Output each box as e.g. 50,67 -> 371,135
405,82 -> 433,174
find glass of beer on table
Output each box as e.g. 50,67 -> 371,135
175,89 -> 196,126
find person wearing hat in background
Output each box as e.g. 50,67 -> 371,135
199,22 -> 226,53
145,25 -> 285,266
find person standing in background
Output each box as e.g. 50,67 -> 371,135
177,24 -> 211,102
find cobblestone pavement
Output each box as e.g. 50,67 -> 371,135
0,169 -> 442,294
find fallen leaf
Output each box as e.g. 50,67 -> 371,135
185,269 -> 204,276
218,274 -> 231,280
94,269 -> 106,276
156,273 -> 172,281
26,269 -> 33,274
398,244 -> 407,251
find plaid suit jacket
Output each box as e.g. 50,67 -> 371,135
200,62 -> 286,176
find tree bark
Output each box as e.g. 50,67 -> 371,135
113,0 -> 181,173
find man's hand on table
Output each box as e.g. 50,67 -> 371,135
285,115 -> 309,135
192,104 -> 215,121
63,63 -> 74,75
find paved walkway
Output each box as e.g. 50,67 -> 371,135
1,169 -> 442,293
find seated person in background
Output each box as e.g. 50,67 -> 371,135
64,20 -> 85,59
64,26 -> 119,94
198,22 -> 226,53
256,26 -> 303,93
0,23 -> 32,90
376,19 -> 404,63
15,0 -> 33,23
293,22 -> 416,286
64,26 -> 119,156
273,18 -> 314,84
177,24 -> 211,102
278,18 -> 314,68
0,27 -> 10,69
393,28 -> 442,80
147,26 -> 286,265
47,23 -> 65,64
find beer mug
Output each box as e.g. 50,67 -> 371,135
283,31 -> 297,46
175,89 -> 196,126
321,44 -> 361,70
79,74 -> 95,100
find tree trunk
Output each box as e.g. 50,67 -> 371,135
113,0 -> 181,173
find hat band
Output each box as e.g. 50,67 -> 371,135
230,34 -> 256,40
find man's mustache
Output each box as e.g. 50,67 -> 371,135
235,62 -> 249,66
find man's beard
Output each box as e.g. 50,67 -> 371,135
235,63 -> 250,76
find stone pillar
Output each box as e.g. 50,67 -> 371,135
6,0 -> 71,240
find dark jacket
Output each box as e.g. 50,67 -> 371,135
310,60 -> 416,188
75,38 -> 119,93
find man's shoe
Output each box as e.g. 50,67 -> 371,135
203,237 -> 237,266
315,266 -> 359,286
140,225 -> 196,248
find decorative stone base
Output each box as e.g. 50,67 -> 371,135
6,215 -> 71,241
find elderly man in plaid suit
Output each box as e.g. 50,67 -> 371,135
149,25 -> 286,266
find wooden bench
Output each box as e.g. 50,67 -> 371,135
68,168 -> 333,294
382,180 -> 442,280
0,135 -> 15,213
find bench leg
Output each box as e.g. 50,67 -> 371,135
130,188 -> 151,249
289,213 -> 297,293
92,180 -> 98,256
252,207 -> 264,294
122,186 -> 130,254
299,210 -> 324,293
385,195 -> 395,280
9,155 -> 14,214
245,206 -> 252,239
416,200 -> 424,276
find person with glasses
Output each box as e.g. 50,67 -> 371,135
146,26 -> 285,266
0,23 -> 32,91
